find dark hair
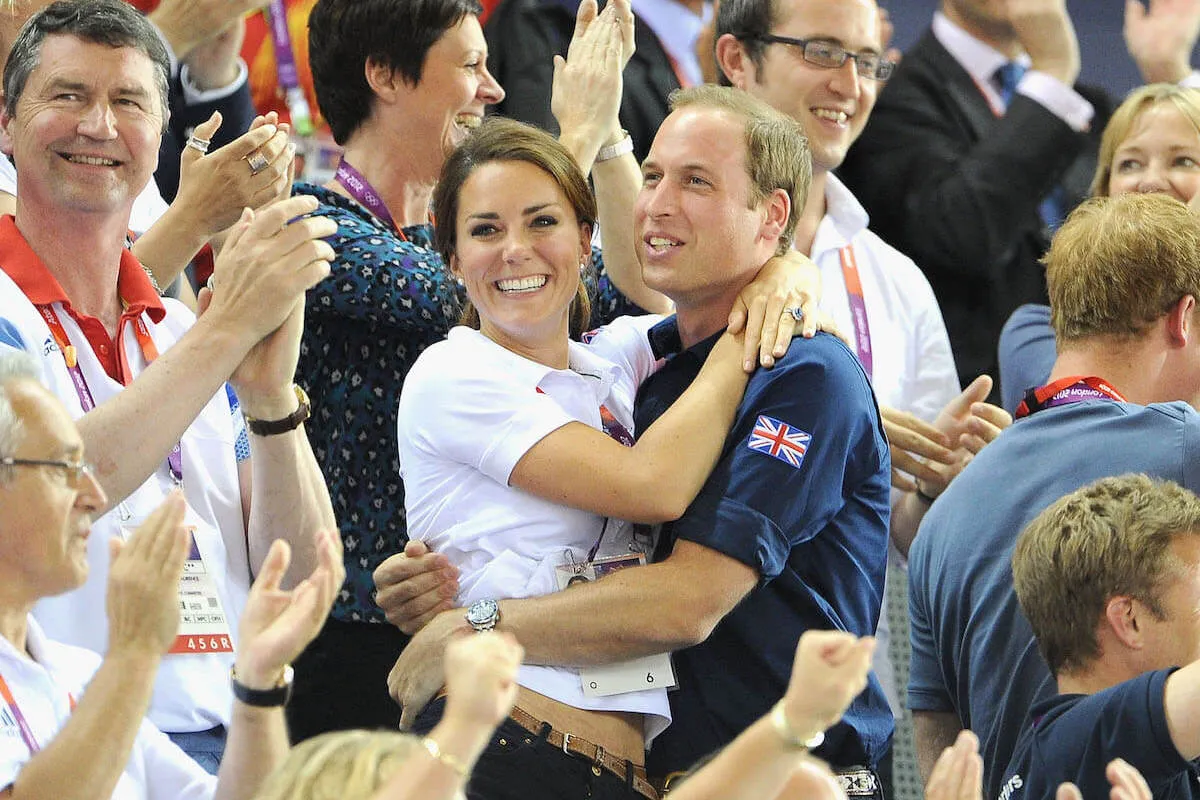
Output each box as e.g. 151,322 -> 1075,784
4,0 -> 169,131
714,0 -> 779,86
433,117 -> 595,337
308,0 -> 483,145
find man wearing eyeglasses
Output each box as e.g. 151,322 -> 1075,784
838,0 -> 1200,400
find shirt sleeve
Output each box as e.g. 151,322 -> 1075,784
1017,72 -> 1095,132
999,304 -> 1056,414
400,351 -> 582,486
0,157 -> 15,197
669,335 -> 887,582
906,538 -> 956,712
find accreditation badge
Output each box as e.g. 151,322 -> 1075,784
119,522 -> 234,655
554,553 -> 677,697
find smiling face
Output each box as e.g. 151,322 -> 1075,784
0,380 -> 105,602
0,33 -> 163,218
450,160 -> 592,354
403,15 -> 504,163
635,105 -> 780,316
1107,103 -> 1200,204
730,0 -> 879,174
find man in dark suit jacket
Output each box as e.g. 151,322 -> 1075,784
485,0 -> 701,162
838,0 -> 1200,399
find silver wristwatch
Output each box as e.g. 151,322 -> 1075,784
465,598 -> 500,632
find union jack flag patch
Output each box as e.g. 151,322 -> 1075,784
747,414 -> 811,469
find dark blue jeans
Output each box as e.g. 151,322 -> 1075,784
167,725 -> 225,775
412,697 -> 644,800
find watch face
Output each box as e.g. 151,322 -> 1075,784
466,599 -> 499,627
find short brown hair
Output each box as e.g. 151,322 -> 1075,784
433,116 -> 594,337
1013,474 -> 1200,676
669,84 -> 811,254
1044,192 -> 1200,344
1091,83 -> 1200,198
254,730 -> 421,800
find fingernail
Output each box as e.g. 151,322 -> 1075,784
743,358 -> 754,371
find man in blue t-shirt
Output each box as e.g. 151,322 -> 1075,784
1000,474 -> 1200,799
907,192 -> 1200,798
385,85 -> 893,787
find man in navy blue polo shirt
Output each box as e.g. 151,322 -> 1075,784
386,84 -> 892,787
1000,473 -> 1200,799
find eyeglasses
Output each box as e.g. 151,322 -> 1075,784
0,457 -> 94,486
754,34 -> 895,80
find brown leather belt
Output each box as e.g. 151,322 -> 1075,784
507,705 -> 659,800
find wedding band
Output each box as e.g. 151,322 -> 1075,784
786,306 -> 805,322
246,151 -> 270,175
185,135 -> 211,155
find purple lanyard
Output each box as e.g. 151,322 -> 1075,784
39,305 -> 182,484
0,673 -> 41,754
334,159 -> 402,237
839,246 -> 873,379
265,0 -> 313,136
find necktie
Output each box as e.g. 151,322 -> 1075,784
994,61 -> 1026,105
994,61 -> 1066,231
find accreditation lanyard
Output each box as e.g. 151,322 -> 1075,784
264,0 -> 313,136
333,159 -> 409,240
1014,375 -> 1126,420
0,672 -> 75,754
37,305 -> 182,483
839,245 -> 873,379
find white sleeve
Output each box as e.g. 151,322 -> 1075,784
581,314 -> 663,389
400,354 -> 581,486
901,268 -> 962,423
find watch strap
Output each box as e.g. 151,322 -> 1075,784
245,385 -> 311,436
230,664 -> 295,707
594,132 -> 634,164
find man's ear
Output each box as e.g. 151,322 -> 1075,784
715,33 -> 753,89
759,187 -> 791,244
1167,294 -> 1197,348
0,99 -> 15,158
1104,595 -> 1146,650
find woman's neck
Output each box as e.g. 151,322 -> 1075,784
327,126 -> 439,227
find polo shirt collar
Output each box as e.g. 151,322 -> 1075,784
448,326 -> 622,406
0,615 -> 47,666
647,314 -> 723,362
0,215 -> 166,323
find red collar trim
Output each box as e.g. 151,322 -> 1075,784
0,215 -> 167,322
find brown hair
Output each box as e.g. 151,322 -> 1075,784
1091,83 -> 1200,198
1013,474 -> 1200,676
669,84 -> 811,255
433,116 -> 595,337
1044,192 -> 1200,344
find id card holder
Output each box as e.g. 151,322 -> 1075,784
554,553 -> 677,697
122,523 -> 234,655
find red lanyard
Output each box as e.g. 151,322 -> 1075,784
0,672 -> 75,755
38,304 -> 181,482
839,246 -> 873,379
1014,375 -> 1126,420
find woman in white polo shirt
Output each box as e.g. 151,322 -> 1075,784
394,113 -> 790,800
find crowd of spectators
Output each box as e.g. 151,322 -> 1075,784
1,0 -> 1200,798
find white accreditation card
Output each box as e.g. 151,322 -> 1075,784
554,553 -> 677,697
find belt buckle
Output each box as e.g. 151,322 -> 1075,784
562,731 -> 574,756
836,769 -> 879,797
